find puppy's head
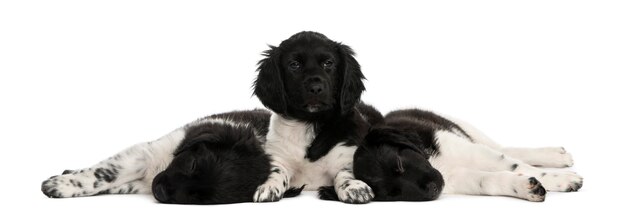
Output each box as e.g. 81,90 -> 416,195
354,128 -> 444,201
253,31 -> 365,121
152,124 -> 270,204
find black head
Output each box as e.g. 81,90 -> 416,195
253,31 -> 365,121
354,127 -> 444,201
152,124 -> 271,204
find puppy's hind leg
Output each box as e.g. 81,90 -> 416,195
449,117 -> 573,168
442,168 -> 546,202
434,131 -> 583,192
498,147 -> 573,168
41,128 -> 185,198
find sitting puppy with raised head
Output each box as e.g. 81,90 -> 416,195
253,31 -> 382,203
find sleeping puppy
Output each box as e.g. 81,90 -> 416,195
319,127 -> 445,202
253,31 -> 378,204
382,109 -> 583,201
152,120 -> 304,204
41,109 -> 285,202
152,117 -> 267,204
337,109 -> 582,202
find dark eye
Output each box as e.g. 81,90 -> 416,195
289,61 -> 300,71
322,60 -> 334,68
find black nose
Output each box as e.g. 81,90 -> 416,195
308,83 -> 325,95
153,184 -> 170,203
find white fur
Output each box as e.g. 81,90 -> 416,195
443,168 -> 545,202
445,115 -> 574,168
498,147 -> 573,168
430,127 -> 583,201
254,113 -> 373,203
42,117 -> 238,198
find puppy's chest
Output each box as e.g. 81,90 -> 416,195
265,121 -> 314,160
265,116 -> 335,188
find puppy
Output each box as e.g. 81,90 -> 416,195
151,117 -> 271,204
366,109 -> 582,202
41,109 -> 281,201
252,31 -> 379,204
319,127 -> 445,202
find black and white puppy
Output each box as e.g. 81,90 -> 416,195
152,115 -> 268,204
41,109 -> 278,201
318,127 -> 445,202
363,109 -> 583,202
252,31 -> 376,204
151,119 -> 304,204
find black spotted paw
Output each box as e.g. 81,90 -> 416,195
253,181 -> 285,202
41,175 -> 90,198
336,180 -> 374,204
515,177 -> 546,202
538,171 -> 583,192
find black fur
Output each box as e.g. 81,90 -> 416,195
253,31 -> 370,161
386,109 -> 472,142
319,108 -> 475,201
353,108 -> 479,201
208,109 -> 272,137
152,109 -> 301,204
318,127 -> 445,201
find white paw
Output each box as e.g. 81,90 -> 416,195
336,179 -> 374,204
253,181 -> 285,202
513,177 -> 546,202
538,171 -> 583,192
41,175 -> 91,198
537,147 -> 574,168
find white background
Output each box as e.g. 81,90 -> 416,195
1,0 -> 624,222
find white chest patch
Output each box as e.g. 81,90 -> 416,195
263,114 -> 355,190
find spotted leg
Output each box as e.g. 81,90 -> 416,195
451,118 -> 574,168
496,147 -> 574,168
253,160 -> 290,202
443,168 -> 546,201
433,131 -> 583,193
41,128 -> 185,198
333,167 -> 374,204
328,144 -> 374,204
93,180 -> 151,195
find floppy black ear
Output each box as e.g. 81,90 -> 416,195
174,133 -> 219,156
232,130 -> 262,153
364,127 -> 419,152
253,46 -> 287,114
337,44 -> 366,115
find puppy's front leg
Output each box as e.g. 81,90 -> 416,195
333,166 -> 374,204
329,144 -> 374,204
253,161 -> 291,202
